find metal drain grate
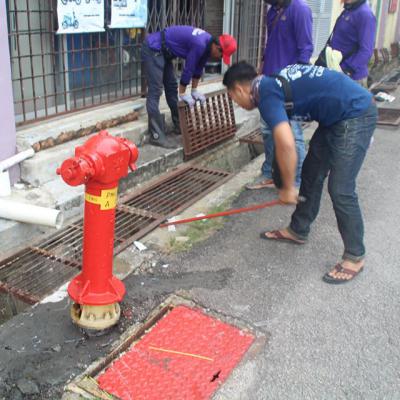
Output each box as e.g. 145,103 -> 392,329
370,82 -> 398,94
0,165 -> 232,304
377,107 -> 400,126
179,90 -> 236,158
0,225 -> 82,304
239,129 -> 263,145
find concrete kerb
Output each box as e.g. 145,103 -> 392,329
16,81 -> 225,152
140,152 -> 264,252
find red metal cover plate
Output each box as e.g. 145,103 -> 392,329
97,306 -> 254,400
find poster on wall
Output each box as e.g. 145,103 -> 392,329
389,0 -> 398,13
57,0 -> 105,34
109,0 -> 148,28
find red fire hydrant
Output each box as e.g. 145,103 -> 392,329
57,131 -> 139,331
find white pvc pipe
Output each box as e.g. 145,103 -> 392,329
0,199 -> 64,229
0,148 -> 35,172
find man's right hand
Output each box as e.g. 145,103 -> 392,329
179,93 -> 195,108
279,187 -> 299,205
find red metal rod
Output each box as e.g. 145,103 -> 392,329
159,199 -> 281,228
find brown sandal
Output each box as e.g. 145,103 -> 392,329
246,179 -> 275,190
322,264 -> 364,285
259,230 -> 306,245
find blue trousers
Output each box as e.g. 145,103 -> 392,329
141,41 -> 179,138
261,118 -> 305,187
288,103 -> 377,261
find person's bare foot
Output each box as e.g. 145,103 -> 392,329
327,259 -> 364,280
260,228 -> 306,244
323,259 -> 365,284
246,178 -> 275,190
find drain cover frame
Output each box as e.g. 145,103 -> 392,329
377,107 -> 400,126
179,90 -> 237,158
67,295 -> 263,400
0,165 -> 233,304
239,129 -> 263,145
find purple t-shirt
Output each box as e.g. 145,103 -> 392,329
146,25 -> 212,86
330,2 -> 376,81
262,0 -> 313,76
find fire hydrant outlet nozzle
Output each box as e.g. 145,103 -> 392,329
57,131 -> 139,331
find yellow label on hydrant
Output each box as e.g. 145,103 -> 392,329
85,187 -> 118,210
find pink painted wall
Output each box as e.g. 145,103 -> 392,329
377,0 -> 390,48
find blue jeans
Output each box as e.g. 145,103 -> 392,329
261,118 -> 305,187
288,103 -> 377,261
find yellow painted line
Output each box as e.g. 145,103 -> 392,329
148,346 -> 214,362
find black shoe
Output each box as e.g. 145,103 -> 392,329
149,136 -> 178,149
169,127 -> 181,136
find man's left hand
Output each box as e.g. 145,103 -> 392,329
279,187 -> 299,205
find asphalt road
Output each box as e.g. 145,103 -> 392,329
0,123 -> 399,400
168,123 -> 400,399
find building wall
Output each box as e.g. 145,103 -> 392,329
0,1 -> 18,180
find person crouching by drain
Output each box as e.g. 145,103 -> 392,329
223,61 -> 377,284
142,26 -> 237,149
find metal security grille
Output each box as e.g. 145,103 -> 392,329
232,0 -> 265,68
377,107 -> 400,126
179,90 -> 236,158
7,0 -> 205,124
0,165 -> 232,304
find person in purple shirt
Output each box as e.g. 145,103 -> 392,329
142,26 -> 237,148
317,0 -> 376,85
247,0 -> 313,190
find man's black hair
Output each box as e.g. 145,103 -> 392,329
222,61 -> 257,90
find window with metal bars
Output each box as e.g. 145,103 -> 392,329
232,0 -> 265,69
7,0 -> 205,125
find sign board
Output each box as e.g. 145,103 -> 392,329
57,0 -> 105,34
109,0 -> 148,28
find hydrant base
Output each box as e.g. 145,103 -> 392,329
71,303 -> 121,331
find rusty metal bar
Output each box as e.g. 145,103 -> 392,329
178,90 -> 237,158
239,129 -> 264,145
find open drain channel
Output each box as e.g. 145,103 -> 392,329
0,165 -> 232,305
377,107 -> 400,126
239,129 -> 263,145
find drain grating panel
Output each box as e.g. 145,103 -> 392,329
0,225 -> 83,304
0,165 -> 232,304
121,165 -> 232,217
239,129 -> 263,145
370,81 -> 398,94
179,90 -> 236,158
97,306 -> 254,400
377,107 -> 400,126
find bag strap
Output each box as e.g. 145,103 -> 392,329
269,7 -> 286,33
269,74 -> 294,118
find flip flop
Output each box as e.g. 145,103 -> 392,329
322,264 -> 364,285
246,179 -> 275,190
259,230 -> 306,245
